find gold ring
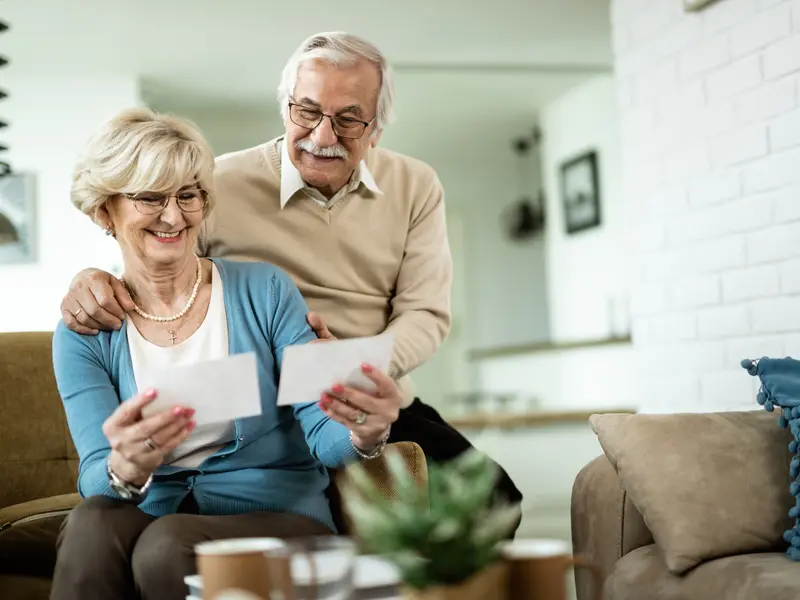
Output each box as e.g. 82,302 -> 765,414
74,308 -> 84,317
143,438 -> 159,451
355,411 -> 367,425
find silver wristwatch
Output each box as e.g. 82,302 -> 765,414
106,459 -> 153,502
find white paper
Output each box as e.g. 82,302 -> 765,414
277,334 -> 395,406
138,352 -> 262,426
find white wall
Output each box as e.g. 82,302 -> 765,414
541,75 -> 629,342
398,152 -> 551,405
382,120 -> 552,403
383,121 -> 552,355
477,342 -> 637,411
473,76 -> 636,411
143,101 -> 283,157
456,160 -> 550,354
0,75 -> 140,332
613,0 -> 800,413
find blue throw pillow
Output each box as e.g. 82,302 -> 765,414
742,356 -> 800,560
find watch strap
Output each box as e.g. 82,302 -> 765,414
106,459 -> 153,502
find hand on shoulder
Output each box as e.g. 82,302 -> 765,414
60,268 -> 134,334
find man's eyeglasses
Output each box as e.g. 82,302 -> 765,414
288,103 -> 373,140
122,187 -> 208,215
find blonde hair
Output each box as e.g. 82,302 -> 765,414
277,32 -> 396,135
71,107 -> 216,221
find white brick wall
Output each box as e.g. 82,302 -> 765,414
613,0 -> 800,412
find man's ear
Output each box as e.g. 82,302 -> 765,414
369,128 -> 382,148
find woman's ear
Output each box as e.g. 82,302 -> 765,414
94,202 -> 115,236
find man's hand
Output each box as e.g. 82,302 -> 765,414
60,269 -> 135,335
307,312 -> 337,343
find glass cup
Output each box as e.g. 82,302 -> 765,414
263,536 -> 357,600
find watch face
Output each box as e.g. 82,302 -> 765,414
109,479 -> 135,500
107,460 -> 150,501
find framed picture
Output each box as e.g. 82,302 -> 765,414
684,0 -> 720,11
0,173 -> 37,264
560,150 -> 601,235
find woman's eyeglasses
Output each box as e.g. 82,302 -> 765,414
122,187 -> 208,215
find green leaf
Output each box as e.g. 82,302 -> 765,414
386,447 -> 415,493
472,503 -> 522,545
341,447 -> 513,589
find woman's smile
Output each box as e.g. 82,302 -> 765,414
147,228 -> 186,244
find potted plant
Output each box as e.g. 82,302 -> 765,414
342,448 -> 521,600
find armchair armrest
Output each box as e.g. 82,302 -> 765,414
343,441 -> 428,492
0,493 -> 80,532
571,455 -> 653,600
330,442 -> 428,536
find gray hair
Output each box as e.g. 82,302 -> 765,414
71,107 -> 216,221
276,31 -> 397,134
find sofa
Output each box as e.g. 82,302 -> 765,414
0,331 -> 427,600
571,411 -> 800,600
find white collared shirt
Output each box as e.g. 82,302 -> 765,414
279,139 -> 382,209
127,263 -> 234,468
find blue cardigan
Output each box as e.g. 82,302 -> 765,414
52,258 -> 360,531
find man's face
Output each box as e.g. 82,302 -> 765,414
285,58 -> 382,197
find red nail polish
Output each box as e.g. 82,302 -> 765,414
187,421 -> 196,431
146,389 -> 157,398
173,406 -> 184,416
332,384 -> 344,394
361,363 -> 373,373
184,408 -> 196,417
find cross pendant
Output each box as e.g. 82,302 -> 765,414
168,330 -> 177,345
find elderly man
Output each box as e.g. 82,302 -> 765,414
65,32 -> 445,403
61,31 -> 522,528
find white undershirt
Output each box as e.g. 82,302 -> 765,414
126,263 -> 234,468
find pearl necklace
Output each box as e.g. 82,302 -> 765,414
122,255 -> 202,323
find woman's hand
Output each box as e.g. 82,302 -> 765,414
102,389 -> 196,485
317,364 -> 401,452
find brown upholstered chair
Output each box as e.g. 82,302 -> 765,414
0,332 -> 427,600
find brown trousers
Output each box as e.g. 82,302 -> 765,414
49,495 -> 332,600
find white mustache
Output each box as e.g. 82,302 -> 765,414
295,138 -> 349,159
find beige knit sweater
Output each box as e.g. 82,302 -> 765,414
198,136 -> 452,386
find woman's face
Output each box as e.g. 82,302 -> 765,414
101,184 -> 206,268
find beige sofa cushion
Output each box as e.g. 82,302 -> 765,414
606,545 -> 800,600
590,411 -> 793,574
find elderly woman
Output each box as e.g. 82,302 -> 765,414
50,108 -> 401,600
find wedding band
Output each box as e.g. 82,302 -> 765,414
74,308 -> 84,317
143,438 -> 159,451
355,411 -> 367,425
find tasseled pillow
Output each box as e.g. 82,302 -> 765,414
742,356 -> 800,561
